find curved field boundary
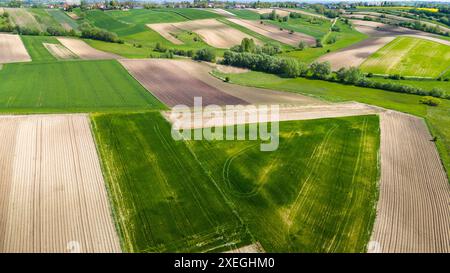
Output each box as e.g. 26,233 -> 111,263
226,18 -> 316,47
0,34 -> 31,64
318,19 -> 450,70
369,111 -> 450,253
0,114 -> 121,253
57,37 -> 121,60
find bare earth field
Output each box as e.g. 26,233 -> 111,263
0,114 -> 120,253
169,19 -> 260,48
43,43 -> 78,59
247,8 -> 291,17
165,102 -> 382,129
0,34 -> 31,64
318,36 -> 396,70
370,111 -> 450,253
124,59 -> 320,106
227,18 -> 316,46
119,59 -> 247,107
146,23 -> 183,45
319,19 -> 450,70
57,37 -> 120,60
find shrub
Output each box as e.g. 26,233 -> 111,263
154,42 -> 167,53
430,88 -> 444,98
309,61 -> 331,79
420,96 -> 441,106
336,67 -> 364,84
315,38 -> 323,48
79,23 -> 121,43
298,41 -> 307,51
194,48 -> 215,62
224,76 -> 230,82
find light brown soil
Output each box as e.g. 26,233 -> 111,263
119,59 -> 247,107
43,43 -> 77,59
215,64 -> 249,74
171,19 -> 260,48
369,111 -> 450,253
57,37 -> 120,60
247,8 -> 291,17
66,12 -> 80,20
147,23 -> 184,45
0,33 -> 31,64
227,18 -> 316,46
165,102 -> 381,129
318,36 -> 396,70
0,114 -> 121,253
279,8 -> 330,20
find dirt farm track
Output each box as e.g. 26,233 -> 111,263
0,114 -> 120,253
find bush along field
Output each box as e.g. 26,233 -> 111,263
92,111 -> 380,252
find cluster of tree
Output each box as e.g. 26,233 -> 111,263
79,23 -> 123,43
230,38 -> 281,56
153,42 -> 195,58
409,9 -> 450,27
0,12 -> 13,32
420,96 -> 441,106
260,9 -> 289,22
193,48 -> 215,62
222,51 -> 308,77
333,68 -> 448,99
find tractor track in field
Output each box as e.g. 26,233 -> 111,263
164,101 -> 449,252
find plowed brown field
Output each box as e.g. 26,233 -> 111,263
0,34 -> 31,64
369,111 -> 450,253
0,114 -> 120,253
57,37 -> 120,60
227,18 -> 316,46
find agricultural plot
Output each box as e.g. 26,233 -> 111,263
5,8 -> 42,31
20,35 -> 59,62
47,9 -> 78,30
360,36 -> 450,77
92,112 -> 381,252
0,114 -> 120,253
224,9 -> 261,20
149,19 -> 260,48
0,34 -> 31,64
318,36 -> 395,70
91,112 -> 253,252
247,8 -> 290,17
43,43 -> 78,60
57,37 -> 120,60
227,18 -> 316,46
205,8 -> 237,18
28,8 -> 61,30
370,111 -> 450,252
0,60 -> 163,113
119,59 -> 246,107
278,8 -> 330,20
266,15 -> 332,39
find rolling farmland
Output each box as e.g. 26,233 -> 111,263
360,36 -> 450,77
0,114 -> 120,253
20,35 -> 59,62
0,60 -> 163,113
57,38 -> 120,60
92,112 -> 381,252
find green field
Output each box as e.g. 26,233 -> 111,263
20,35 -> 59,62
0,60 -> 163,113
213,70 -> 450,181
266,16 -> 332,39
360,36 -> 450,78
28,8 -> 61,30
92,111 -> 380,252
80,9 -> 225,58
281,20 -> 368,63
47,9 -> 78,30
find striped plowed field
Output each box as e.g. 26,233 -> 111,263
370,111 -> 450,253
0,34 -> 31,64
119,59 -> 247,107
57,37 -> 120,60
0,114 -> 120,253
227,18 -> 316,47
